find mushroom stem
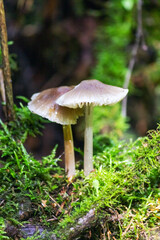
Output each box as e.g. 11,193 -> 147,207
84,103 -> 93,176
63,124 -> 75,177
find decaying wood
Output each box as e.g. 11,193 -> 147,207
4,207 -> 122,239
51,207 -> 122,240
51,208 -> 96,240
66,208 -> 96,240
52,208 -> 121,240
0,0 -> 15,121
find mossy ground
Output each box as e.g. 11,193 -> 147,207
0,102 -> 160,240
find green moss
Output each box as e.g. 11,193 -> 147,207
55,124 -> 160,239
0,103 -> 159,239
0,102 -> 64,224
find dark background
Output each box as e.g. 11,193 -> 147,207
3,0 -> 160,163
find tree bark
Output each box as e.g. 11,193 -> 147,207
0,0 -> 15,121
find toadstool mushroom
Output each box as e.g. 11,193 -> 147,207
28,87 -> 83,177
56,79 -> 128,176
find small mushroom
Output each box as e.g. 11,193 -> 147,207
28,87 -> 83,177
56,79 -> 128,176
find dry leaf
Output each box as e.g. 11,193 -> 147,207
41,200 -> 47,207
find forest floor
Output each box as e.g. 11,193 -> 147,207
0,105 -> 160,240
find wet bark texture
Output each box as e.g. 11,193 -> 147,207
0,0 -> 15,121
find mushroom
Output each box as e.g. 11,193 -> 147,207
56,79 -> 128,176
28,87 -> 83,177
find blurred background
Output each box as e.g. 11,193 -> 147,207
2,0 -> 160,164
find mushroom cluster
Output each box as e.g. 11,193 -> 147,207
28,79 -> 128,177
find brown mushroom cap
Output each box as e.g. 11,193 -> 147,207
28,86 -> 84,125
56,80 -> 128,108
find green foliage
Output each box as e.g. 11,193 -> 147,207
93,133 -> 114,155
7,97 -> 47,142
0,103 -> 64,223
121,0 -> 135,11
90,2 -> 134,137
92,1 -> 133,87
93,104 -> 129,138
90,0 -> 160,136
0,102 -> 159,239
0,41 -> 18,71
56,124 -> 160,239
0,217 -> 9,239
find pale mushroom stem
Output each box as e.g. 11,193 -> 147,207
63,125 -> 75,177
84,103 -> 93,176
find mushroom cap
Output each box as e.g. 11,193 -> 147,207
28,86 -> 84,125
56,79 -> 128,108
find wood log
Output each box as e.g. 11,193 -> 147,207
52,208 -> 98,240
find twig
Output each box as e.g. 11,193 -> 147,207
107,230 -> 111,240
0,199 -> 5,206
44,190 -> 61,209
122,217 -> 133,237
121,0 -> 147,117
0,0 -> 15,121
47,216 -> 57,222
